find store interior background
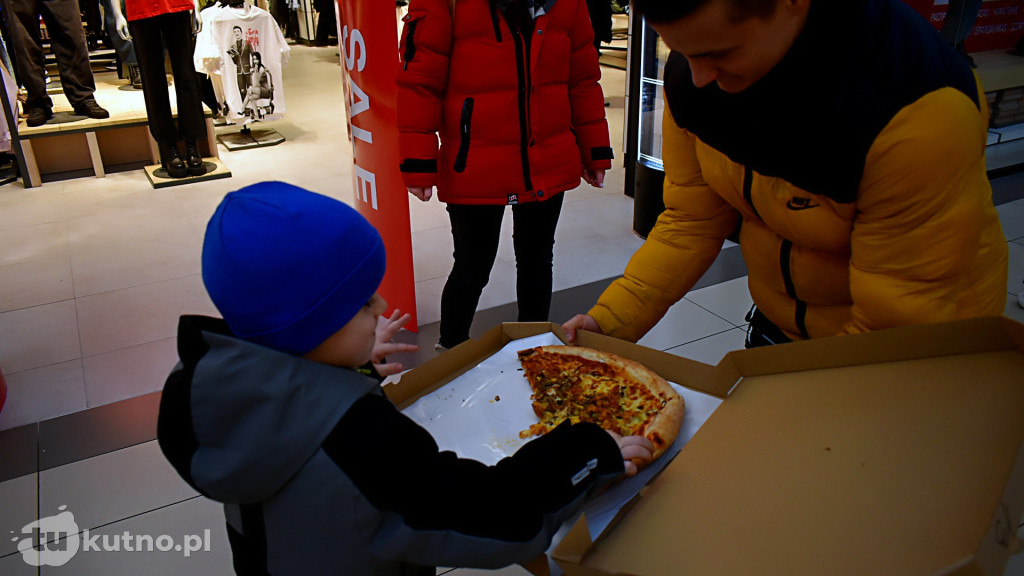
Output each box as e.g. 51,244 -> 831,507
0,5 -> 1023,575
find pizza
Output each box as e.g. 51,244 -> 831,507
516,345 -> 684,458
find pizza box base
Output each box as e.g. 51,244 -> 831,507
383,317 -> 1024,576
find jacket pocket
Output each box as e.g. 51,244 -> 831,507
453,97 -> 474,173
399,12 -> 425,70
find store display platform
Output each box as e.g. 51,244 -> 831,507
13,75 -> 221,187
217,126 -> 286,150
143,157 -> 232,189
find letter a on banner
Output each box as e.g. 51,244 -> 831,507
337,0 -> 418,330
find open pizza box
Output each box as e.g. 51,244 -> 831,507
382,317 -> 1024,576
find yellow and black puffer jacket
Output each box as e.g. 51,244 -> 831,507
591,0 -> 1008,342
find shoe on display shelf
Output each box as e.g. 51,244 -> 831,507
185,141 -> 206,176
26,106 -> 52,127
73,99 -> 110,119
161,143 -> 189,179
128,63 -> 143,89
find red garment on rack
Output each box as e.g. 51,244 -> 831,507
126,0 -> 195,22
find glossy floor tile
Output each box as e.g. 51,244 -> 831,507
40,496 -> 234,576
0,473 -> 38,557
38,441 -> 198,534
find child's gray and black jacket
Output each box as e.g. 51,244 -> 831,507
158,315 -> 625,575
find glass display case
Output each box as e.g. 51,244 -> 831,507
636,20 -> 670,172
624,15 -> 671,238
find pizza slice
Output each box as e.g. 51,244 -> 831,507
517,345 -> 684,458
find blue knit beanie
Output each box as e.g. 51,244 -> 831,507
202,182 -> 386,355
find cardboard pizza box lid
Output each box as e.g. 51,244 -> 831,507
552,315 -> 1024,576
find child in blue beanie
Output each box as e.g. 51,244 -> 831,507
156,181 -> 653,575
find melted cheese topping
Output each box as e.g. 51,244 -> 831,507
518,349 -> 668,439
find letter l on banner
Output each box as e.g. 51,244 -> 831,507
336,1 -> 418,330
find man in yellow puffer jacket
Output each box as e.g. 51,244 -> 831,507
564,0 -> 1008,346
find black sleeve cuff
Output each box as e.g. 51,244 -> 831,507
399,158 -> 438,173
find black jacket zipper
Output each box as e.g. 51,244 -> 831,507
453,98 -> 474,172
402,19 -> 418,70
507,22 -> 533,192
489,2 -> 503,42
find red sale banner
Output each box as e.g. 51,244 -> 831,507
336,1 -> 419,330
904,0 -> 1024,51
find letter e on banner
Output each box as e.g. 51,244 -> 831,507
337,1 -> 418,330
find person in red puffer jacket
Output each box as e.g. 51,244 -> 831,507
397,0 -> 613,349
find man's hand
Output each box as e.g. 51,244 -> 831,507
562,314 -> 601,343
373,309 -> 419,376
607,430 -> 655,477
407,186 -> 433,201
582,168 -> 605,188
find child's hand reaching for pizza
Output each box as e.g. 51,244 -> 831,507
607,430 -> 655,477
372,309 -> 419,376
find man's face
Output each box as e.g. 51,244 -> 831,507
233,28 -> 242,41
651,0 -> 809,93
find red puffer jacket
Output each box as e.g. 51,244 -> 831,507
396,0 -> 613,205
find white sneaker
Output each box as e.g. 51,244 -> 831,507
1017,291 -> 1024,310
434,342 -> 448,353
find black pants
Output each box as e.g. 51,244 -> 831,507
439,195 -> 564,348
314,0 -> 336,44
6,0 -> 97,109
744,306 -> 792,349
129,11 -> 207,146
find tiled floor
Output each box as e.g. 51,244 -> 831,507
1,39 -> 1024,575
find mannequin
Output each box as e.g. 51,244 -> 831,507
109,0 -> 207,178
100,0 -> 141,87
6,0 -> 111,126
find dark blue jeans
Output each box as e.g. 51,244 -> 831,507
439,194 -> 565,348
101,0 -> 136,65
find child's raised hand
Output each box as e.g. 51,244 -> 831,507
606,430 -> 655,477
373,309 -> 419,376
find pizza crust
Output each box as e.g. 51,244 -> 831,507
522,345 -> 684,459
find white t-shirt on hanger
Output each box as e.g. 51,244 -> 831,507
196,3 -> 290,125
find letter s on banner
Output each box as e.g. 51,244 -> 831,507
337,0 -> 418,330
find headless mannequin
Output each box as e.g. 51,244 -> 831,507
109,0 -> 208,178
6,0 -> 111,125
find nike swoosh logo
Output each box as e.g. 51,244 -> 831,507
786,198 -> 820,211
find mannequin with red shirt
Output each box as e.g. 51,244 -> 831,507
109,0 -> 208,178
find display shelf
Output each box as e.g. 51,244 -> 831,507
12,78 -> 220,187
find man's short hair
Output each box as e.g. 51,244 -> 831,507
631,0 -> 777,23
